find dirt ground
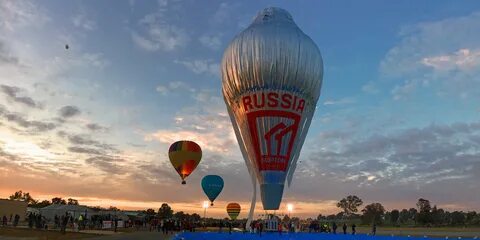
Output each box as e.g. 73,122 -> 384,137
356,226 -> 480,238
0,227 -> 98,239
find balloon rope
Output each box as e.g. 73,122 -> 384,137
247,174 -> 256,231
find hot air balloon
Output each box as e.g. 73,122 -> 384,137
221,6 -> 323,223
226,203 -> 241,220
168,140 -> 202,184
201,175 -> 224,206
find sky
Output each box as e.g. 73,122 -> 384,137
0,0 -> 480,218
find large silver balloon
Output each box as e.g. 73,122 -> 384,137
222,7 -> 323,212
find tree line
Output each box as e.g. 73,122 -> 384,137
6,191 -> 480,227
327,195 -> 480,227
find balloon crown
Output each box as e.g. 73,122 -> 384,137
253,7 -> 294,24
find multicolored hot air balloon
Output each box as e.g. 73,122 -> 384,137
168,140 -> 202,184
222,6 -> 323,221
201,175 -> 224,206
226,203 -> 241,220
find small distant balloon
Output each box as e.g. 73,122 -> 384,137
168,140 -> 202,184
65,44 -> 69,50
226,202 -> 241,220
201,175 -> 224,206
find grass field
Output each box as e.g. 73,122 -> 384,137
1,227 -> 479,239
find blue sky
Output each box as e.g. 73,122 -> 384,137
1,0 -> 480,217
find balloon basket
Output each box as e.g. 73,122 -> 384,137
181,180 -> 186,185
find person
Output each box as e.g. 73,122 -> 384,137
243,221 -> 246,234
228,221 -> 232,235
278,223 -> 282,235
219,220 -> 223,233
342,223 -> 347,234
332,222 -> 337,234
259,220 -> 263,237
372,223 -> 377,236
13,214 -> 20,227
351,223 -> 356,235
2,215 -> 7,226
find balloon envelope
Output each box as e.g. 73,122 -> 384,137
201,175 -> 224,205
226,203 -> 241,220
168,141 -> 202,184
222,7 -> 323,210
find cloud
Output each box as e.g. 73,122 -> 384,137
308,122 -> 480,188
85,123 -> 108,132
145,90 -> 236,154
85,156 -> 125,174
68,146 -> 104,155
0,105 -> 56,132
0,0 -> 49,31
0,84 -> 42,108
421,48 -> 480,71
174,59 -> 219,77
380,11 -> 480,99
0,40 -> 19,65
58,106 -> 81,118
132,2 -> 189,52
361,81 -> 379,94
323,97 -> 355,106
155,81 -> 194,95
72,12 -> 96,31
199,34 -> 222,50
81,53 -> 109,69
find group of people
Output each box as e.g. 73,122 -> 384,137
148,218 -> 187,235
1,214 -> 20,227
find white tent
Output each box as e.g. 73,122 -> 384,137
40,204 -> 98,221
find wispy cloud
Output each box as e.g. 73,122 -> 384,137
155,81 -> 195,96
174,59 -> 219,77
1,85 -> 42,108
72,11 -> 96,31
323,97 -> 355,106
58,106 -> 81,118
132,1 -> 189,52
199,34 -> 222,50
380,11 -> 480,100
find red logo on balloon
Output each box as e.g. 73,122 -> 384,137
245,102 -> 302,172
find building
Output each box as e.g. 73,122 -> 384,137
0,199 -> 28,221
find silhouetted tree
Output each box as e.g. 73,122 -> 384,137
337,195 -> 363,217
9,190 -> 37,205
361,203 -> 385,225
30,200 -> 51,208
67,198 -> 79,205
390,210 -> 400,225
158,203 -> 173,220
51,197 -> 67,205
416,198 -> 432,225
399,209 -> 410,224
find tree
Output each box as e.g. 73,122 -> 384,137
337,195 -> 363,217
399,209 -> 410,224
158,203 -> 173,220
361,203 -> 385,225
174,211 -> 186,221
416,198 -> 432,225
390,210 -> 400,225
408,208 -> 418,224
30,200 -> 51,208
145,209 -> 156,216
67,198 -> 79,205
9,190 -> 36,205
51,197 -> 67,205
190,213 -> 201,223
108,206 -> 119,211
